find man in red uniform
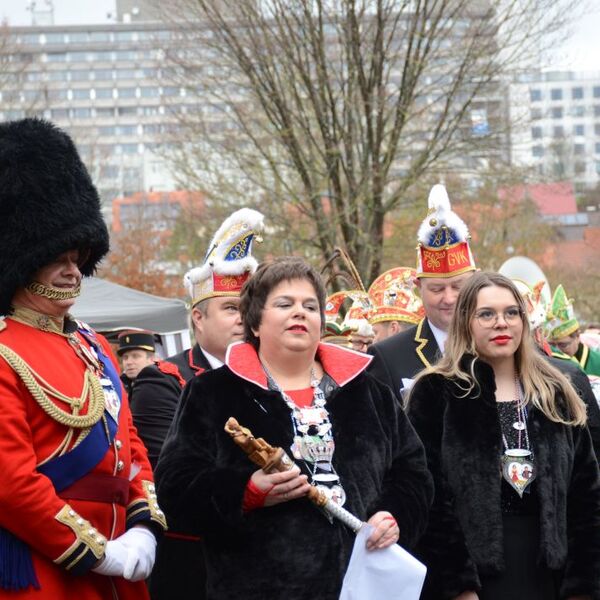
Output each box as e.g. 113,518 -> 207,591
0,118 -> 166,599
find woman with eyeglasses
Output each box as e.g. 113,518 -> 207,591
407,272 -> 600,600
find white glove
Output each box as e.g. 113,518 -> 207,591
91,527 -> 156,581
118,526 -> 157,582
91,538 -> 129,577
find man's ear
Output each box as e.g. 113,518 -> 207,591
191,306 -> 204,333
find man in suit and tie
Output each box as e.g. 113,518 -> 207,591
367,185 -> 476,402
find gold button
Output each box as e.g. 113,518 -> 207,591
115,440 -> 123,450
117,460 -> 124,472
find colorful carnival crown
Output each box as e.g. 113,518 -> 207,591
416,184 -> 476,278
184,208 -> 264,306
544,284 -> 579,341
368,266 -> 425,325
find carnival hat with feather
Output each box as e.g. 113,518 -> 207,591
544,284 -> 579,341
416,184 -> 476,278
184,208 -> 264,307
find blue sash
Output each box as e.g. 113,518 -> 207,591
37,330 -> 121,490
0,329 -> 122,590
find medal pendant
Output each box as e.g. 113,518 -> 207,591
501,449 -> 536,497
512,421 -> 526,431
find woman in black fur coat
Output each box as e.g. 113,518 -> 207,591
407,272 -> 600,600
155,257 -> 433,600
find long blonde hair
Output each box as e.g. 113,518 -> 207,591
412,272 -> 586,426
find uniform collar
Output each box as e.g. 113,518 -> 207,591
226,341 -> 372,390
9,305 -> 77,335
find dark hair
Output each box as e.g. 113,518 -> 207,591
240,256 -> 327,349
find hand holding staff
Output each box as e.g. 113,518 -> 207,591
225,417 -> 364,532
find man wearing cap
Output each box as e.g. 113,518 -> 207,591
368,267 -> 425,344
0,119 -> 166,599
368,185 -> 476,401
117,330 -> 157,396
545,285 -> 600,377
146,208 -> 264,600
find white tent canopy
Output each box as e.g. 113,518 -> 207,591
72,277 -> 191,356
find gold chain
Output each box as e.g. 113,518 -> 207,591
0,343 -> 105,429
26,282 -> 81,300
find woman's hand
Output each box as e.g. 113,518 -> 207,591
250,466 -> 311,507
365,511 -> 400,550
452,592 -> 479,600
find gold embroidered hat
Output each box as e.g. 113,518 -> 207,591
368,267 -> 425,325
416,184 -> 476,278
183,208 -> 264,307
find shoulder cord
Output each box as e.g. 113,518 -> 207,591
0,343 -> 105,429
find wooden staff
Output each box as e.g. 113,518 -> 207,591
225,417 -> 364,532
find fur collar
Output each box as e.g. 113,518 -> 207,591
226,341 -> 371,390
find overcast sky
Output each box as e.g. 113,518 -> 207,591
2,0 -> 599,71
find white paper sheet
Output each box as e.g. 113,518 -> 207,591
339,525 -> 427,600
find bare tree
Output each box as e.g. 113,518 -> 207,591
158,0 -> 580,283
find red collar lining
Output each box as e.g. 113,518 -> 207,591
226,341 -> 372,390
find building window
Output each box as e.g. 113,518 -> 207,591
94,69 -> 113,81
140,87 -> 159,98
532,145 -> 544,158
49,71 -> 68,81
70,70 -> 89,81
531,126 -> 542,139
116,69 -> 136,80
595,143 -> 600,154
550,88 -> 563,101
116,88 -> 136,98
51,108 -> 69,119
47,52 -> 67,62
596,161 -> 600,175
595,124 -> 600,136
574,161 -> 586,174
574,124 -> 585,136
530,89 -> 542,102
553,125 -> 564,137
118,106 -> 138,116
594,87 -> 600,98
551,107 -> 563,119
531,108 -> 542,120
94,88 -> 113,99
571,105 -> 585,117
72,89 -> 90,100
571,87 -> 583,100
72,108 -> 91,119
573,143 -> 585,155
95,107 -> 115,118
90,32 -> 111,42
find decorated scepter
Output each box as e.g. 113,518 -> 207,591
225,417 -> 364,532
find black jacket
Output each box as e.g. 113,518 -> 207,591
155,342 -> 433,600
407,356 -> 600,600
368,319 -> 440,400
136,344 -> 213,600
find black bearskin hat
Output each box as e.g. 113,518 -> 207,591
0,118 -> 109,315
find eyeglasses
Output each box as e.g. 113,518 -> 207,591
474,307 -> 522,328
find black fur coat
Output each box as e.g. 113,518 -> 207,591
155,342 -> 433,600
407,356 -> 600,600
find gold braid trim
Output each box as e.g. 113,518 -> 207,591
26,282 -> 81,300
0,343 -> 105,429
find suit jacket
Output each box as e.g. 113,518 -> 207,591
367,319 -> 441,401
166,344 -> 211,381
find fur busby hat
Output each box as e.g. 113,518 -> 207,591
0,119 -> 109,314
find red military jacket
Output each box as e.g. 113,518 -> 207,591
0,312 -> 166,599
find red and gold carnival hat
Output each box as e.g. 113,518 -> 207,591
416,185 -> 476,278
368,267 -> 425,325
323,290 -> 373,342
184,208 -> 264,307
